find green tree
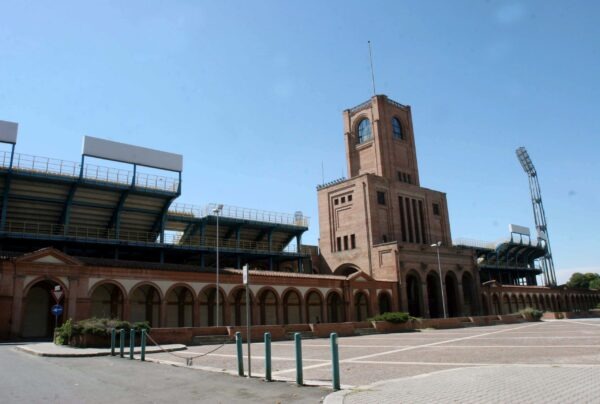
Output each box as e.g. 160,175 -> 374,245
567,272 -> 600,290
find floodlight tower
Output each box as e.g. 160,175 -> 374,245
515,147 -> 557,286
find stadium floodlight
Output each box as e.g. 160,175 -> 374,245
212,204 -> 224,327
515,147 -> 556,286
430,241 -> 448,318
516,147 -> 536,176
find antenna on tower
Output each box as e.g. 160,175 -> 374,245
368,41 -> 377,96
516,147 -> 557,286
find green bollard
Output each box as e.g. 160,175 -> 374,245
264,332 -> 272,382
294,332 -> 303,385
129,329 -> 136,360
119,329 -> 125,358
140,330 -> 147,362
110,328 -> 116,356
236,332 -> 244,376
331,333 -> 340,390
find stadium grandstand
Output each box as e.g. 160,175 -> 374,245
0,128 -> 310,272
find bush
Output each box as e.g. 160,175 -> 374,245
369,312 -> 411,324
53,317 -> 151,345
54,318 -> 73,345
520,307 -> 543,321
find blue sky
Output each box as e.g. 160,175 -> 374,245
1,1 -> 598,283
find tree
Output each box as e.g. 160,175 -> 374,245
567,272 -> 600,290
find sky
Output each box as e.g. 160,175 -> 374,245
1,1 -> 599,284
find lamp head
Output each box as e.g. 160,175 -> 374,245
212,203 -> 224,214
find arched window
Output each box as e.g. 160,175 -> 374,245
392,118 -> 402,139
357,119 -> 372,144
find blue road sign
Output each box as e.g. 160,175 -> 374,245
51,304 -> 63,317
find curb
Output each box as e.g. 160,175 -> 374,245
15,344 -> 187,358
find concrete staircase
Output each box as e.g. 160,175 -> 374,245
354,328 -> 379,336
191,335 -> 232,346
285,331 -> 315,340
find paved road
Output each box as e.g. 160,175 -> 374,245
148,319 -> 600,388
0,344 -> 328,404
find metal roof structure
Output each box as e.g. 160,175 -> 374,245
0,126 -> 310,272
454,237 -> 545,286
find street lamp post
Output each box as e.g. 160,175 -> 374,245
431,241 -> 448,319
213,204 -> 224,327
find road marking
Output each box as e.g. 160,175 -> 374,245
566,320 -> 600,327
272,321 -> 544,375
348,360 -> 600,367
177,351 -> 328,362
422,345 -> 600,348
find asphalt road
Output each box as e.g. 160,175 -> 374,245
0,344 -> 328,404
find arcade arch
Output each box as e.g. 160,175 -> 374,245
130,284 -> 161,326
90,282 -> 124,319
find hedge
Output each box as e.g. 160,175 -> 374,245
368,312 -> 412,324
54,318 -> 151,345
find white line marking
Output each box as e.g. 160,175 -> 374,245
174,352 -> 328,362
272,321 -> 544,375
348,360 -> 600,367
566,320 -> 600,327
422,345 -> 600,349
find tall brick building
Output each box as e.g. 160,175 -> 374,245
317,95 -> 480,318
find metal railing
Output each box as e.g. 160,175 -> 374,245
453,237 -> 536,250
316,177 -> 347,191
169,202 -> 310,227
1,221 -> 305,254
387,98 -> 409,110
453,238 -> 499,250
0,151 -> 179,193
348,100 -> 371,113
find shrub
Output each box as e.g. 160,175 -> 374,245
53,317 -> 151,345
520,307 -> 543,321
54,318 -> 73,345
369,312 -> 411,324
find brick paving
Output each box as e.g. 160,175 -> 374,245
327,366 -> 600,404
143,319 -> 600,402
15,319 -> 600,402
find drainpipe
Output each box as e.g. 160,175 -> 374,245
362,181 -> 373,277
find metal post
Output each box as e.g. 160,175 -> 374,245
140,330 -> 146,362
331,333 -> 340,390
216,211 -> 219,327
235,332 -> 244,376
294,332 -> 303,385
213,205 -> 223,327
129,329 -> 136,360
110,328 -> 116,356
433,242 -> 448,318
246,282 -> 251,378
264,332 -> 272,382
119,329 -> 125,358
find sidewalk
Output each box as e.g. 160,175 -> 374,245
324,365 -> 600,403
15,342 -> 186,357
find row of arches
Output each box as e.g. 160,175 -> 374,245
405,270 -> 478,318
19,278 -> 396,337
482,292 -> 600,315
90,282 -> 393,327
19,277 -> 600,338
